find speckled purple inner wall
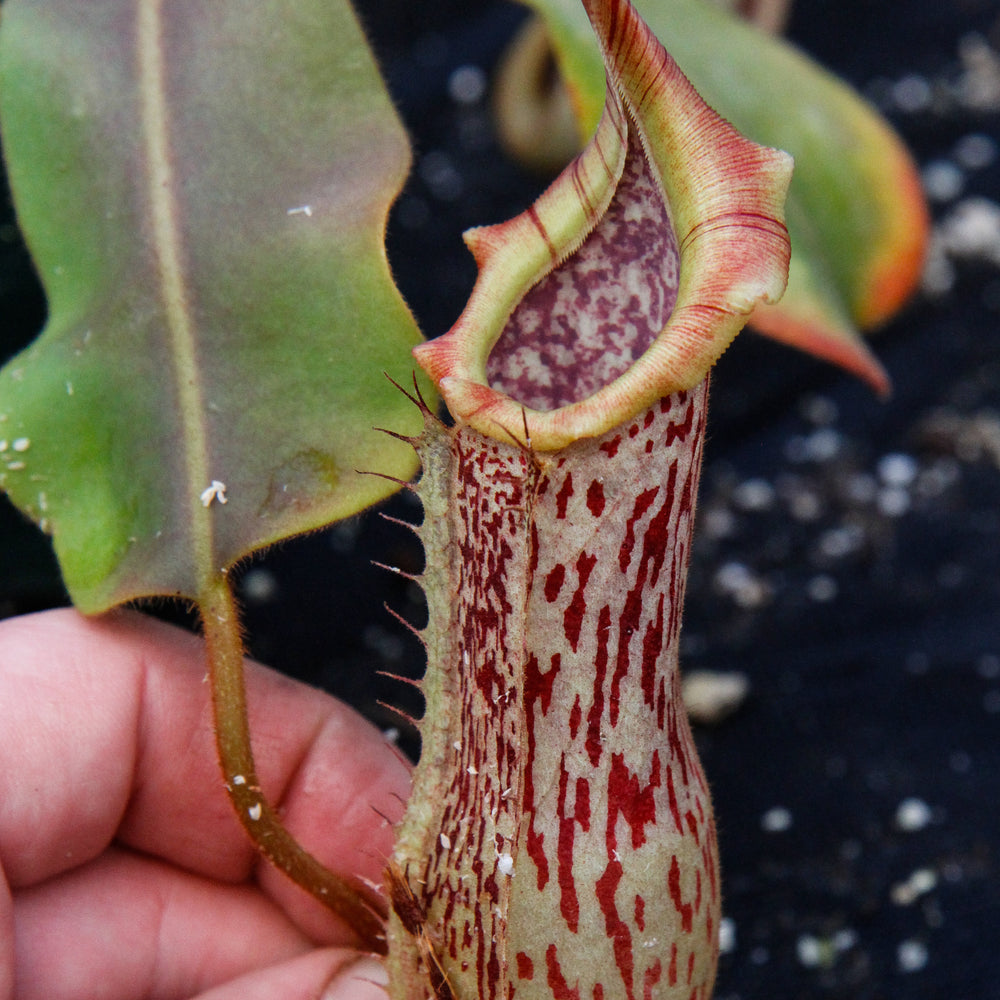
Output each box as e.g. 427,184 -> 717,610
486,129 -> 679,411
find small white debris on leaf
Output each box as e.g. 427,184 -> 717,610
497,852 -> 514,877
287,204 -> 313,216
440,832 -> 452,850
200,480 -> 228,507
12,437 -> 30,452
682,670 -> 749,724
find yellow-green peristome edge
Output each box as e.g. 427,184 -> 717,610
416,0 -> 792,451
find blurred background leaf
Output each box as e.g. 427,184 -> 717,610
495,0 -> 931,394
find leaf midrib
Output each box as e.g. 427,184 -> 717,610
137,0 -> 214,582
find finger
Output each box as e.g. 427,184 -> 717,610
0,609 -> 410,938
191,954 -> 388,1000
13,847 -> 314,1000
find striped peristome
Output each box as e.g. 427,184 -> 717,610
387,0 -> 792,995
387,382 -> 716,999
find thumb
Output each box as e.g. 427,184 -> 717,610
190,950 -> 389,1000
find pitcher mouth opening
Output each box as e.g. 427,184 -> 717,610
485,126 -> 679,415
414,0 -> 792,451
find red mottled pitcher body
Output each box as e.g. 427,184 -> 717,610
388,381 -> 717,1000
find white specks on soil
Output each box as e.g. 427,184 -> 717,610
956,33 -> 1000,111
448,64 -> 486,105
922,159 -> 965,201
795,935 -> 824,969
891,867 -> 938,906
905,651 -> 931,676
784,428 -> 842,463
940,197 -> 1000,265
954,131 -> 997,169
732,477 -> 776,512
701,505 -> 737,540
982,689 -> 1000,714
718,917 -> 736,954
890,74 -> 934,113
806,573 -> 838,602
713,561 -> 771,609
419,149 -> 464,202
876,485 -> 911,518
247,802 -> 262,822
895,797 -> 934,832
877,452 -> 920,488
897,939 -> 930,973
796,929 -> 858,969
976,653 -> 1000,679
817,524 -> 865,559
363,623 -> 404,662
241,567 -> 277,603
799,393 -> 839,427
761,806 -> 794,833
682,670 -> 749,724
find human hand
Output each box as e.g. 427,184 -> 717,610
0,608 -> 411,1000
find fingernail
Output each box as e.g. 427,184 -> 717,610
322,957 -> 389,1000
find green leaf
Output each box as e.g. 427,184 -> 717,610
508,0 -> 930,393
0,0 -> 429,612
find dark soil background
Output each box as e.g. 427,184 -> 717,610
3,1 -> 1000,998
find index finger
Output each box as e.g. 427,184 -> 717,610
0,608 -> 410,937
